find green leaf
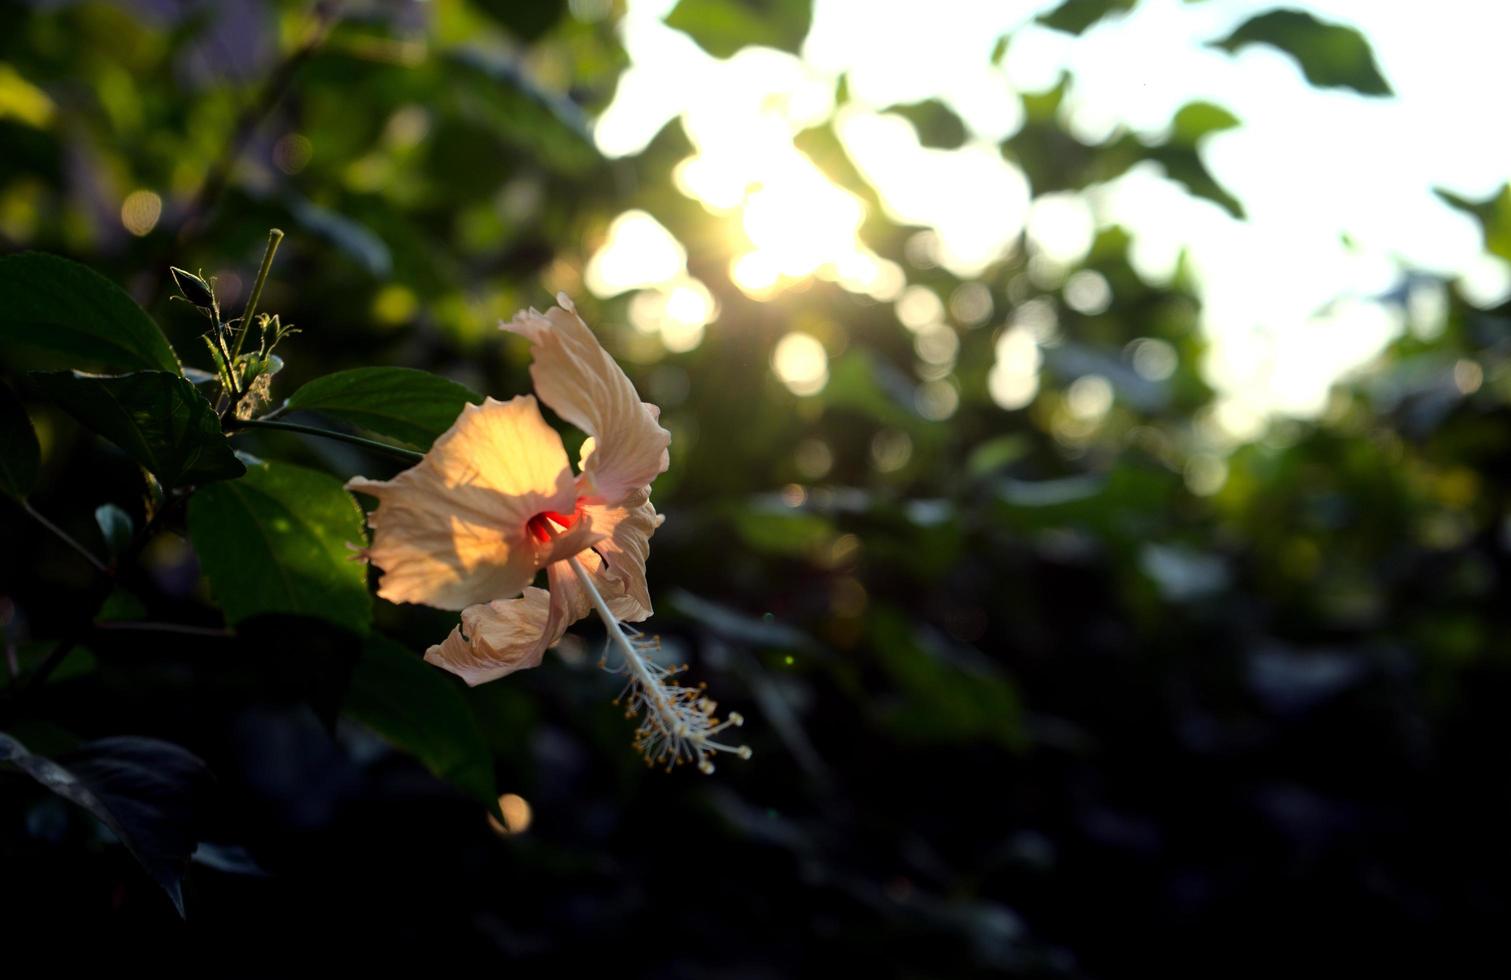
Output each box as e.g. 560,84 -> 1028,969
1435,184 -> 1511,263
966,434 -> 1031,478
825,350 -> 926,431
732,507 -> 835,558
0,378 -> 40,499
1210,9 -> 1391,97
28,370 -> 244,487
1147,142 -> 1245,219
0,732 -> 210,917
0,252 -> 180,374
188,458 -> 372,633
284,367 -> 483,450
346,634 -> 497,807
885,99 -> 968,149
1037,0 -> 1136,36
1171,101 -> 1241,141
445,49 -> 598,174
664,0 -> 812,59
94,502 -> 134,559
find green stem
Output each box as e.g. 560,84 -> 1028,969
225,417 -> 424,462
23,500 -> 109,575
215,310 -> 241,399
231,228 -> 284,362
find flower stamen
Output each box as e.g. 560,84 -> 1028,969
566,555 -> 751,774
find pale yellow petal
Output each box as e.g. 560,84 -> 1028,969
501,295 -> 670,506
424,588 -> 561,686
346,395 -> 580,611
549,486 -> 664,625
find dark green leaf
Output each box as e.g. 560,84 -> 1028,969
187,457 -> 372,633
0,378 -> 40,499
1210,9 -> 1391,96
664,0 -> 812,59
346,634 -> 497,806
0,732 -> 210,916
284,367 -> 483,450
886,99 -> 968,149
94,502 -> 134,559
27,370 -> 244,487
1037,0 -> 1135,36
471,0 -> 566,42
0,252 -> 180,374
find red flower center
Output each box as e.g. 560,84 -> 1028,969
527,506 -> 581,543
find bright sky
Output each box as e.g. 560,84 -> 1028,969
587,0 -> 1511,443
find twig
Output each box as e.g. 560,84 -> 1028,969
23,500 -> 109,575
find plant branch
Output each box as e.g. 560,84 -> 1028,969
23,500 -> 109,575
224,416 -> 424,462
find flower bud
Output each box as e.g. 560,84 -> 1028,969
169,266 -> 216,313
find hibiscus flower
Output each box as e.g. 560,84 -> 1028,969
348,295 -> 747,772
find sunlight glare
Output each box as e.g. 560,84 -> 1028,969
585,210 -> 688,297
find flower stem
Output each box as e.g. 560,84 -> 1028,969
230,227 -> 284,363
224,417 -> 424,463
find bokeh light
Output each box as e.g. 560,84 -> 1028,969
119,189 -> 162,237
772,331 -> 829,395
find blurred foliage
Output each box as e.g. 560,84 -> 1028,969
0,0 -> 1508,976
1210,8 -> 1392,96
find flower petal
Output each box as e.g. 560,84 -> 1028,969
424,588 -> 562,686
549,486 -> 664,626
346,395 -> 582,611
502,294 -> 670,506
